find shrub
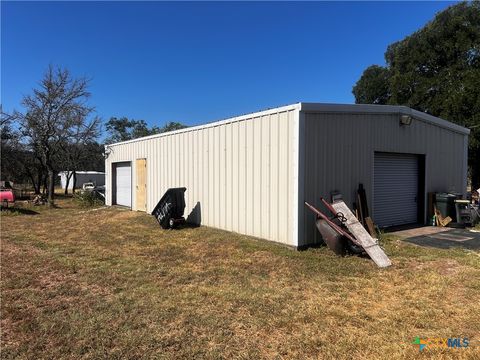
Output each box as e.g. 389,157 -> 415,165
73,191 -> 104,207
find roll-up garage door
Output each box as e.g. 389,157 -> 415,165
115,162 -> 131,208
373,153 -> 418,227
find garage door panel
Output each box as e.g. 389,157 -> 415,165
115,162 -> 131,207
374,153 -> 418,227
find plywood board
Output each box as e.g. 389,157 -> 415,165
365,217 -> 377,237
136,158 -> 147,211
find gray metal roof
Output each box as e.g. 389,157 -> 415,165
300,102 -> 470,135
107,102 -> 469,147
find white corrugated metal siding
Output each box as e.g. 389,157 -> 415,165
59,172 -> 105,189
105,106 -> 299,246
105,102 -> 468,249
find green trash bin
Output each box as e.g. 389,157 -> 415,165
435,193 -> 458,222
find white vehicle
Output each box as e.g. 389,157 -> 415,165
82,182 -> 95,191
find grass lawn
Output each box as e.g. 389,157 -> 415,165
1,198 -> 480,359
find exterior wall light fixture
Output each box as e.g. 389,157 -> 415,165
400,115 -> 413,126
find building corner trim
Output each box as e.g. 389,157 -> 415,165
291,109 -> 305,247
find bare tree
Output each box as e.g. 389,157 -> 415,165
60,118 -> 101,194
13,65 -> 96,206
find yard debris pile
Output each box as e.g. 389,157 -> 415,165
32,194 -> 47,206
305,196 -> 391,268
306,187 -> 480,267
429,192 -> 480,228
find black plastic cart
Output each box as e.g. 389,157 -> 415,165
152,187 -> 187,229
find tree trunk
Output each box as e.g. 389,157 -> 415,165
64,171 -> 73,195
72,171 -> 77,194
47,168 -> 55,207
29,170 -> 41,194
34,171 -> 42,194
42,174 -> 48,195
29,174 -> 40,194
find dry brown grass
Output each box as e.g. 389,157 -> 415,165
1,199 -> 480,359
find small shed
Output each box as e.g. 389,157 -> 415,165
58,171 -> 105,190
104,103 -> 469,248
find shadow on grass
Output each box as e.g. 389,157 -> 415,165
1,207 -> 40,215
48,203 -> 63,209
181,222 -> 201,230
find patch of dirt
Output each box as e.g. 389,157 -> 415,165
433,259 -> 461,275
403,258 -> 464,276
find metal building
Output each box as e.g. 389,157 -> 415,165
105,103 -> 469,248
58,171 -> 105,190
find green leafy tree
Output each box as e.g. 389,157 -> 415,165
352,65 -> 391,104
160,121 -> 188,133
353,1 -> 480,187
105,117 -> 160,144
0,115 -> 45,193
0,113 -> 38,188
105,118 -> 187,143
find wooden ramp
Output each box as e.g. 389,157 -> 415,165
331,200 -> 392,268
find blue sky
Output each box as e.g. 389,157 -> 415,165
2,1 -> 455,130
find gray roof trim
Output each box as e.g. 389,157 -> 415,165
300,102 -> 470,135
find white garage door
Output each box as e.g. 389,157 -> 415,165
115,162 -> 131,207
373,153 -> 418,227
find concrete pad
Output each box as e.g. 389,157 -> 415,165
391,226 -> 452,238
391,226 -> 480,250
